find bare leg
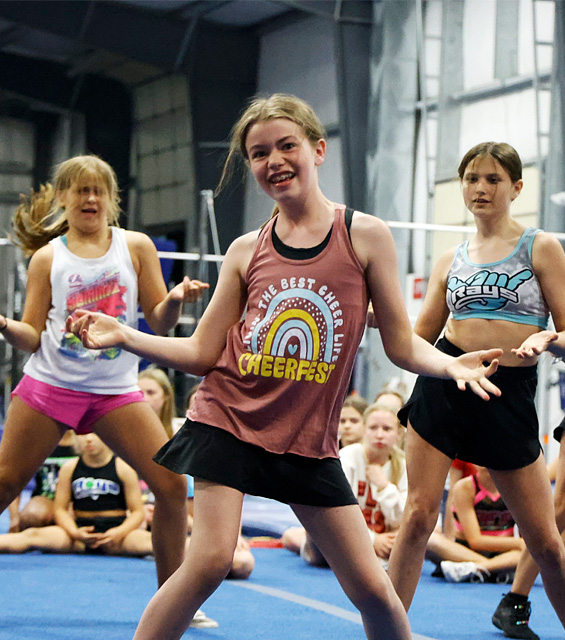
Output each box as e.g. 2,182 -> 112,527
0,525 -> 75,553
281,526 -> 305,553
507,438 -> 565,596
93,402 -> 188,586
115,529 -> 154,557
443,466 -> 464,539
226,535 -> 255,579
426,531 -> 522,573
0,398 -> 66,514
490,454 -> 565,629
19,496 -> 56,529
133,480 -> 243,640
388,425 -> 452,610
292,502 -> 411,640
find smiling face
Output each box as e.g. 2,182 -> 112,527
244,118 -> 325,205
461,155 -> 523,218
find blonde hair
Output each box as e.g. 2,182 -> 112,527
11,155 -> 121,256
217,93 -> 326,220
138,367 -> 175,439
363,403 -> 406,486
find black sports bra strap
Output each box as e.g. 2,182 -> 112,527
344,206 -> 354,239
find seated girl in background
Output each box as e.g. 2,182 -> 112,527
338,394 -> 369,449
282,404 -> 406,568
426,465 -> 525,583
0,433 -> 149,556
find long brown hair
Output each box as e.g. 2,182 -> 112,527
217,93 -> 326,221
458,142 -> 522,183
11,155 -> 121,256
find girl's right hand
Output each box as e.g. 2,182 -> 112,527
446,348 -> 502,400
372,531 -> 397,559
65,310 -> 127,350
75,525 -> 103,546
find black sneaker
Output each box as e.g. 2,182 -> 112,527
492,593 -> 539,640
431,564 -> 444,578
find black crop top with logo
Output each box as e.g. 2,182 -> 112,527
71,456 -> 126,512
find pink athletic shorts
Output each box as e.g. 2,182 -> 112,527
12,374 -> 145,434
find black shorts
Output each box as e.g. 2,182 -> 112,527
398,337 -> 541,471
74,515 -> 126,533
554,416 -> 564,443
74,516 -> 127,555
154,419 -> 357,508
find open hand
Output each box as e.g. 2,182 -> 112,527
446,348 -> 503,400
168,277 -> 209,304
373,531 -> 397,559
511,330 -> 558,359
65,310 -> 127,350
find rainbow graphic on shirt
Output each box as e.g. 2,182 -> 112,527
239,278 -> 345,384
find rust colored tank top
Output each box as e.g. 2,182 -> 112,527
190,205 -> 369,458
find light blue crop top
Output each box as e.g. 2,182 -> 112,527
446,227 -> 550,329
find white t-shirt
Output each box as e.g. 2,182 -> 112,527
339,442 -> 407,532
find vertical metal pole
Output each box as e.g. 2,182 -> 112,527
195,190 -> 210,324
204,189 -> 221,277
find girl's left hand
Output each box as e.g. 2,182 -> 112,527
446,348 -> 503,400
168,277 -> 210,304
88,527 -> 124,552
511,330 -> 558,359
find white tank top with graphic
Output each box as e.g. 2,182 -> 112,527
24,227 -> 140,394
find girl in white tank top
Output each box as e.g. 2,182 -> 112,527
0,155 -> 210,619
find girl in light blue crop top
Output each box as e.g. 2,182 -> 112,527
446,226 -> 550,328
388,141 -> 565,634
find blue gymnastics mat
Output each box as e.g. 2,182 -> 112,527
0,550 -> 561,640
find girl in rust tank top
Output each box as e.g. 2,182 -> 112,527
68,94 -> 502,640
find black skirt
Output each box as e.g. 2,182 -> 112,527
554,416 -> 564,444
154,419 -> 357,508
398,337 -> 541,470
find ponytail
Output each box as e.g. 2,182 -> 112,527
10,184 -> 68,256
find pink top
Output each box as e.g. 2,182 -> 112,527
454,474 -> 516,537
189,206 -> 369,458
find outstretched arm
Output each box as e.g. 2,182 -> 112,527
67,233 -> 254,376
352,213 -> 501,399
